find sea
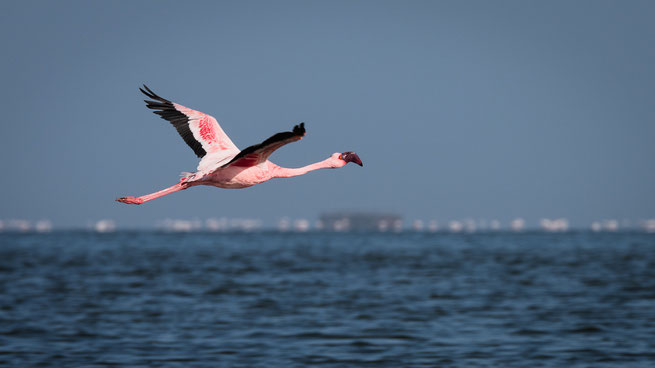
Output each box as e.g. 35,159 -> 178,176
1,231 -> 654,367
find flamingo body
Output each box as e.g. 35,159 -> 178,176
117,86 -> 362,205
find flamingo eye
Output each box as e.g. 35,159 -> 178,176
338,154 -> 343,160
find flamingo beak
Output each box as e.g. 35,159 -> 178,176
341,152 -> 363,166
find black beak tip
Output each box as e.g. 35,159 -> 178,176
342,152 -> 363,167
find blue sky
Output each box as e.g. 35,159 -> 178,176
1,1 -> 654,228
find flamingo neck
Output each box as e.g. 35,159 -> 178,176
272,159 -> 333,178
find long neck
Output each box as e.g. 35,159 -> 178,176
272,159 -> 333,178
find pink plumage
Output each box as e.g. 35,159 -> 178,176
116,85 -> 362,205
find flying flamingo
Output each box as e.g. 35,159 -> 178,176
116,86 -> 363,205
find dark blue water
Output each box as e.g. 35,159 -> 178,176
1,232 -> 654,367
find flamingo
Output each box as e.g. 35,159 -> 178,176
116,85 -> 363,205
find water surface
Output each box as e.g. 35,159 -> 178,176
1,232 -> 654,367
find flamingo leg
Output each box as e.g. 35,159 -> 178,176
116,182 -> 188,205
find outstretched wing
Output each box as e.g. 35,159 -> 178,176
140,85 -> 239,158
220,123 -> 306,168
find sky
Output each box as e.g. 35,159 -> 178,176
1,0 -> 654,228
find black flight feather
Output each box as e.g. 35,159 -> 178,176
221,122 -> 306,168
140,85 -> 207,158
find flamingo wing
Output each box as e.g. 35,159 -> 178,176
140,85 -> 239,158
220,123 -> 306,168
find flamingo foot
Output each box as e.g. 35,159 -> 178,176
116,196 -> 144,205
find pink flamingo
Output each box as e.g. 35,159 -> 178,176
117,86 -> 363,205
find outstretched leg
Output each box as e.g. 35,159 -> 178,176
116,182 -> 188,205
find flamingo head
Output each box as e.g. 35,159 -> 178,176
331,151 -> 363,167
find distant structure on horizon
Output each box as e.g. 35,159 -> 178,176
540,218 -> 569,232
318,212 -> 402,232
94,219 -> 116,233
510,218 -> 525,232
